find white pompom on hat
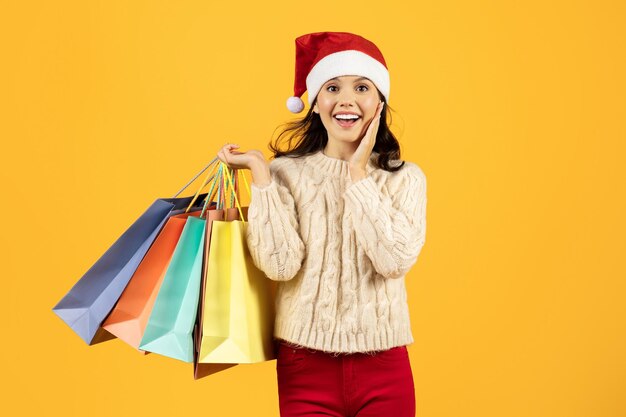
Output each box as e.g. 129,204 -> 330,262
286,31 -> 390,113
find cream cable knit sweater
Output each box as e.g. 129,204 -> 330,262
245,150 -> 427,353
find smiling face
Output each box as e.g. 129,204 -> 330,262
312,75 -> 382,146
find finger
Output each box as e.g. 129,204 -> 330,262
373,102 -> 382,120
222,143 -> 239,152
363,119 -> 375,140
365,114 -> 381,143
220,148 -> 229,164
366,113 -> 380,135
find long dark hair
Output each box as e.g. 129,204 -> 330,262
268,92 -> 406,172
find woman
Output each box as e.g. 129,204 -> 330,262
217,31 -> 427,417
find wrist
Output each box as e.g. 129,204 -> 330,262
349,165 -> 367,182
250,160 -> 271,187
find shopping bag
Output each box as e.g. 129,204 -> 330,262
138,161 -> 225,362
193,164 -> 245,378
52,159 -> 218,345
102,209 -> 210,352
194,163 -> 277,377
193,205 -> 241,379
138,217 -> 205,362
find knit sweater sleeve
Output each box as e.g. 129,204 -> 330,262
343,163 -> 427,279
244,159 -> 306,281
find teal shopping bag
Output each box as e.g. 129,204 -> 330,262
138,215 -> 206,362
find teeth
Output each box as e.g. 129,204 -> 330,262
335,114 -> 359,120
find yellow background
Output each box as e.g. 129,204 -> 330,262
1,1 -> 625,416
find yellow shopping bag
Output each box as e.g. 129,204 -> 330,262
194,163 -> 276,379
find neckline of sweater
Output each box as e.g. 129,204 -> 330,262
306,149 -> 379,177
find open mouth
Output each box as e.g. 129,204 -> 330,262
334,115 -> 361,127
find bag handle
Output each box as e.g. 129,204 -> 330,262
194,162 -> 244,220
172,157 -> 219,198
198,162 -> 226,218
221,163 -> 248,222
205,162 -> 252,222
182,157 -> 252,221
183,160 -> 222,214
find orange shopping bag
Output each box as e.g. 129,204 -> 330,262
102,211 -> 202,351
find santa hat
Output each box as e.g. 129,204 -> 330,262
286,31 -> 390,113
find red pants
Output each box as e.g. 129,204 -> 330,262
276,340 -> 416,417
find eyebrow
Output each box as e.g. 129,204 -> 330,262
325,76 -> 370,83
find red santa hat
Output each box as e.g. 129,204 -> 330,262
286,31 -> 390,113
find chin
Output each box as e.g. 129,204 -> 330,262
332,131 -> 365,142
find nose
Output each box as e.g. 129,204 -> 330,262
337,88 -> 357,106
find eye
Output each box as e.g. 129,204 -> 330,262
356,84 -> 369,92
326,85 -> 338,92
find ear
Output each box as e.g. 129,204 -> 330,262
313,103 -> 319,114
